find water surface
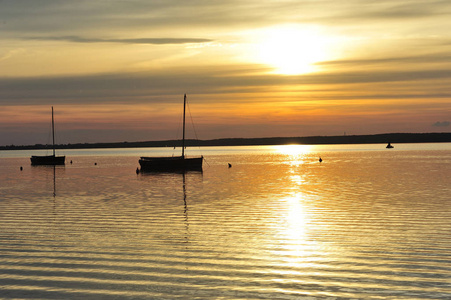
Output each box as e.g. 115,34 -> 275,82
1,144 -> 450,299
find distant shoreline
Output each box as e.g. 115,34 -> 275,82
1,132 -> 450,151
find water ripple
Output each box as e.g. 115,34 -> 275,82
1,146 -> 450,299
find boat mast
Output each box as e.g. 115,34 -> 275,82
51,106 -> 55,157
182,94 -> 186,158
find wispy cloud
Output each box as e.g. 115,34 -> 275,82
319,52 -> 451,68
0,49 -> 26,62
2,0 -> 451,36
432,121 -> 450,127
1,66 -> 451,106
24,36 -> 213,45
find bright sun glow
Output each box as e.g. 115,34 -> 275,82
274,144 -> 312,156
257,25 -> 332,75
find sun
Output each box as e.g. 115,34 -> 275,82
257,25 -> 331,75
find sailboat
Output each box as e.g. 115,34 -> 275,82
30,107 -> 65,165
138,94 -> 203,172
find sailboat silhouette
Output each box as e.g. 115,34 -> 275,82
31,107 -> 65,165
139,94 -> 203,172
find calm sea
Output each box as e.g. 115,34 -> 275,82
1,143 -> 450,299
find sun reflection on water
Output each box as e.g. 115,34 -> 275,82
284,193 -> 309,241
273,144 -> 313,168
289,174 -> 305,186
273,144 -> 313,156
270,193 -> 321,269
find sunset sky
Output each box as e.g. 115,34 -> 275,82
1,0 -> 450,146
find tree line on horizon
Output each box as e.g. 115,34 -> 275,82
2,132 -> 450,151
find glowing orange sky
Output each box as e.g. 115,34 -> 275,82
0,1 -> 450,145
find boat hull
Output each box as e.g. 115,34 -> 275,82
139,156 -> 203,172
31,155 -> 65,166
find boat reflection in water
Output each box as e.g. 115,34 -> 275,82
30,164 -> 63,198
139,170 -> 201,246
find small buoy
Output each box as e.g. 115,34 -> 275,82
136,167 -> 140,174
20,166 -> 23,171
319,157 -> 322,163
228,163 -> 232,168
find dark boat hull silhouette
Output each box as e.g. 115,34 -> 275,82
31,155 -> 65,165
139,156 -> 203,172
